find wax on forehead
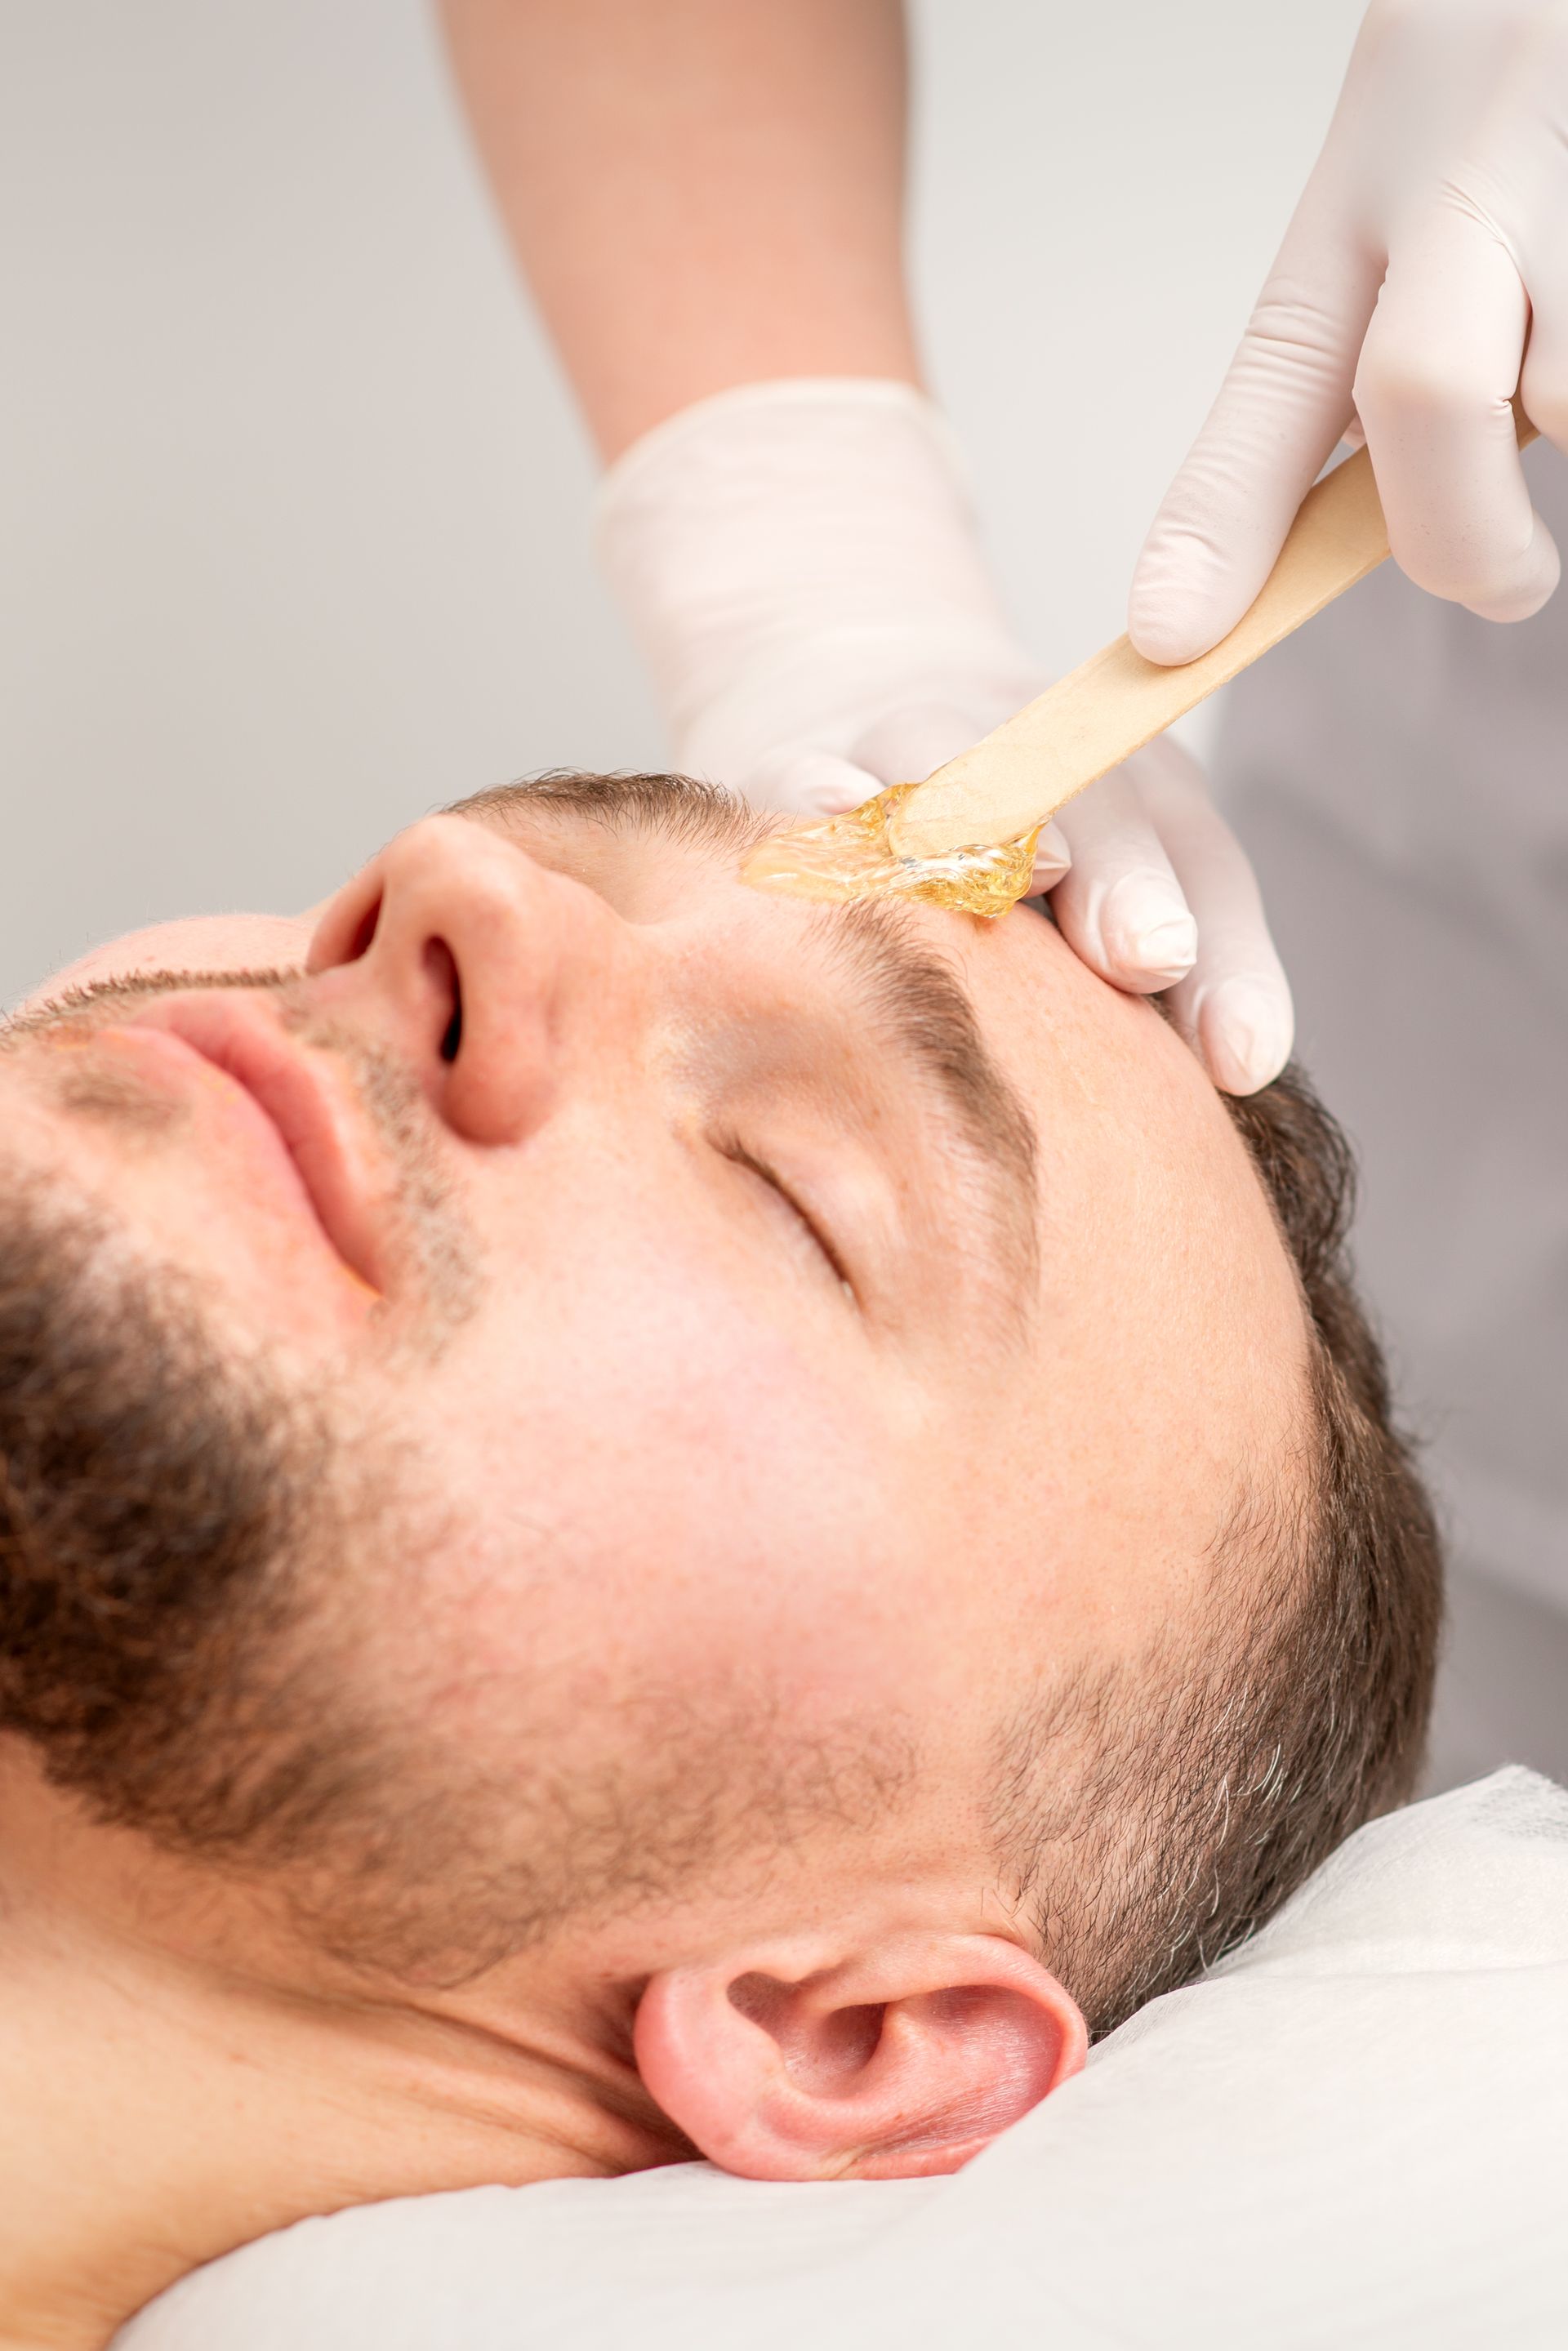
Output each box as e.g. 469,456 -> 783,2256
743,784 -> 1039,919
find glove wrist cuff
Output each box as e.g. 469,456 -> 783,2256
594,377 -> 1030,733
597,378 -> 972,505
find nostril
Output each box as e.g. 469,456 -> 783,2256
422,938 -> 463,1064
345,894 -> 383,964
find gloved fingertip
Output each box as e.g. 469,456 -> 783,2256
1126,606 -> 1230,668
1200,977 -> 1294,1096
1097,872 -> 1198,991
1459,521 -> 1561,626
1126,563 -> 1236,668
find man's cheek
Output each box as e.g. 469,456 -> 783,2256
418,1271 -> 915,1703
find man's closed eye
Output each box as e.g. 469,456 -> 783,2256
719,1139 -> 858,1305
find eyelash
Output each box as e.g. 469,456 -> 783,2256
721,1139 -> 855,1301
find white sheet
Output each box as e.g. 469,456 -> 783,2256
119,1768 -> 1568,2350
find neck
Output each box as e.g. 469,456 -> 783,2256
0,1760 -> 675,2350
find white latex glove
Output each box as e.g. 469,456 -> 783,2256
597,381 -> 1292,1094
1131,0 -> 1567,665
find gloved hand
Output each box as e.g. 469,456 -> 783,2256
1130,0 -> 1566,665
597,380 -> 1292,1094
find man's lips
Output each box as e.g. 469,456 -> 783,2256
118,995 -> 390,1294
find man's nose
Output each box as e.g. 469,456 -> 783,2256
305,815 -> 629,1146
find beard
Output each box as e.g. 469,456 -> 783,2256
0,974 -> 483,1975
0,1169 -> 528,1986
0,1173 -> 344,1855
0,967 -> 479,1901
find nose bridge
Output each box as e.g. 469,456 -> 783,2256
398,814 -> 620,990
319,813 -> 639,1147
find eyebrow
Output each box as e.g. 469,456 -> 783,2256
802,897 -> 1040,1294
451,773 -> 1041,1298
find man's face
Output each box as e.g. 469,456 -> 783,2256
0,781 -> 1309,1969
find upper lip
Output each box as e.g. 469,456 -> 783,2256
122,994 -> 390,1293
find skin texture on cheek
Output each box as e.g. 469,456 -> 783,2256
404,1225 -> 929,1727
354,1138 -> 970,1917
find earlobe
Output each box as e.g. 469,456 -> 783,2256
635,1933 -> 1086,2182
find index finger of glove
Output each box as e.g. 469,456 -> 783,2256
1355,202 -> 1557,621
1129,224 -> 1382,668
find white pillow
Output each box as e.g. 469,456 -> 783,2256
119,1768 -> 1568,2351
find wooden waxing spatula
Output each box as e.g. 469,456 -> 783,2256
888,412 -> 1539,863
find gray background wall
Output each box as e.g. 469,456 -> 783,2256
1,0 -> 1364,1004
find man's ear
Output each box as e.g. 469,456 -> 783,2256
634,1932 -> 1086,2181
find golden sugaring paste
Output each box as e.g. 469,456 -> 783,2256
742,782 -> 1038,919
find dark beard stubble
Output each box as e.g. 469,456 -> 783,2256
0,1174 -> 358,1854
